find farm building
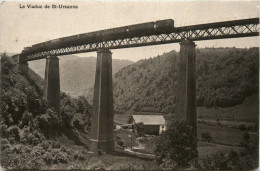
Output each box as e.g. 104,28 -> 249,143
129,115 -> 166,135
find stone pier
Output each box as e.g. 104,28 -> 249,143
43,56 -> 60,114
89,49 -> 114,152
18,61 -> 28,75
175,40 -> 197,139
16,54 -> 28,75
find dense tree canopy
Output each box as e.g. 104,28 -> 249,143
113,47 -> 259,114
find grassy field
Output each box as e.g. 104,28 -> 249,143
198,125 -> 247,146
197,141 -> 240,159
197,94 -> 258,122
115,129 -> 138,147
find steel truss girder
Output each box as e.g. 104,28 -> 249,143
26,22 -> 259,61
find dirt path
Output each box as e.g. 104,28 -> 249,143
124,148 -> 155,158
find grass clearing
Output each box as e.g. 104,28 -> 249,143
198,125 -> 246,146
197,94 -> 258,122
115,129 -> 138,147
198,141 -> 240,159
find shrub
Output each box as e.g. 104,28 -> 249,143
238,124 -> 246,131
37,109 -> 61,136
201,151 -> 229,170
240,132 -> 258,156
135,122 -> 145,136
19,127 -> 45,145
20,111 -> 33,128
115,136 -> 124,147
200,132 -> 259,170
41,143 -> 68,165
74,154 -> 85,161
1,138 -> 11,151
6,125 -> 20,142
247,124 -> 258,131
72,113 -> 86,132
1,123 -> 8,138
201,132 -> 213,142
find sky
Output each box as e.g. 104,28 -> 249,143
1,1 -> 259,61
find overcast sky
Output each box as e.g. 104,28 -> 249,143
1,1 -> 259,61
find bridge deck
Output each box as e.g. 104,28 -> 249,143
16,18 -> 259,61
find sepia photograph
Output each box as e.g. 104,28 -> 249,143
0,1 -> 259,170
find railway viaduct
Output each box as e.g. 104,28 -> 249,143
12,18 -> 259,152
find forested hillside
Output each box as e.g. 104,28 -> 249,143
29,55 -> 133,97
113,47 -> 259,114
1,54 -> 92,169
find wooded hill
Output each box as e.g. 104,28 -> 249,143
113,47 -> 259,114
1,54 -> 92,169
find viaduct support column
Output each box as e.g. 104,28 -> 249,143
90,49 -> 114,153
16,55 -> 28,75
175,40 -> 197,143
44,56 -> 60,114
18,61 -> 28,75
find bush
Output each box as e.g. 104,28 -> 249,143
201,151 -> 229,170
40,141 -> 69,165
154,120 -> 198,169
73,154 -> 85,161
135,122 -> 145,136
238,124 -> 246,131
1,138 -> 11,151
201,132 -> 213,142
200,132 -> 259,170
20,111 -> 33,128
115,136 -> 124,147
247,124 -> 258,131
37,109 -> 61,136
6,125 -> 20,142
240,132 -> 258,156
200,148 -> 259,170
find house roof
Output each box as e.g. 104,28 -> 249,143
132,115 -> 166,125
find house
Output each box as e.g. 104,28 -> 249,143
129,115 -> 166,135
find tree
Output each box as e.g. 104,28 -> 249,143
240,132 -> 258,157
154,121 -> 198,170
135,122 -> 145,136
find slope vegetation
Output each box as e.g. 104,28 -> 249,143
1,54 -> 92,169
113,47 -> 259,114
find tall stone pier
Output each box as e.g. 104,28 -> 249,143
175,40 -> 197,139
90,49 -> 114,152
18,61 -> 28,75
15,54 -> 28,75
43,56 -> 60,114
